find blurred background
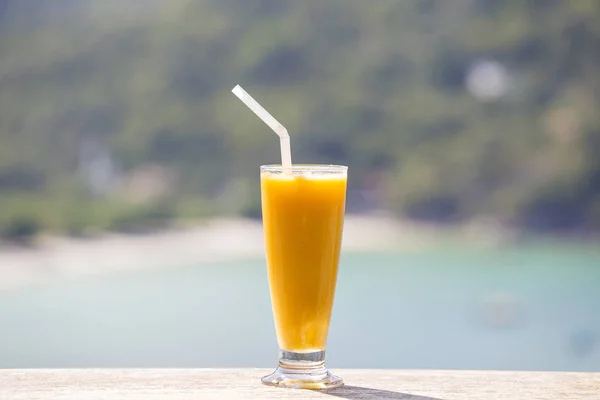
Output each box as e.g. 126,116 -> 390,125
0,0 -> 599,371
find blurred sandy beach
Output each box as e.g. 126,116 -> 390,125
0,214 -> 451,291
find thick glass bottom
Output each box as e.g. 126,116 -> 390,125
261,350 -> 343,390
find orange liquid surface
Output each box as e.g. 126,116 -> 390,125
261,172 -> 346,352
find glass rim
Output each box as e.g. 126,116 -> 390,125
260,164 -> 347,172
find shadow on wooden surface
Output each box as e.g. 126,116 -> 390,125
325,385 -> 444,400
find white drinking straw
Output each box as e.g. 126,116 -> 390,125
231,85 -> 292,169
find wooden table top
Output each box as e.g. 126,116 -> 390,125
1,368 -> 599,399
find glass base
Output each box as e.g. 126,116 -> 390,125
261,350 -> 343,390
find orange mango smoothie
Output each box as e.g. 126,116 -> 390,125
260,166 -> 347,352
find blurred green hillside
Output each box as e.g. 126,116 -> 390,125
1,0 -> 600,240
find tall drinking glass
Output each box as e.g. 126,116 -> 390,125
260,164 -> 347,389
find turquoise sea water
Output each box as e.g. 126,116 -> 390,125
0,244 -> 599,371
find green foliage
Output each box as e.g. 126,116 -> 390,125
240,195 -> 262,221
1,215 -> 40,245
1,0 -> 600,234
107,202 -> 176,233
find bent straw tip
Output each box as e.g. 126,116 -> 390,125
231,84 -> 243,95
